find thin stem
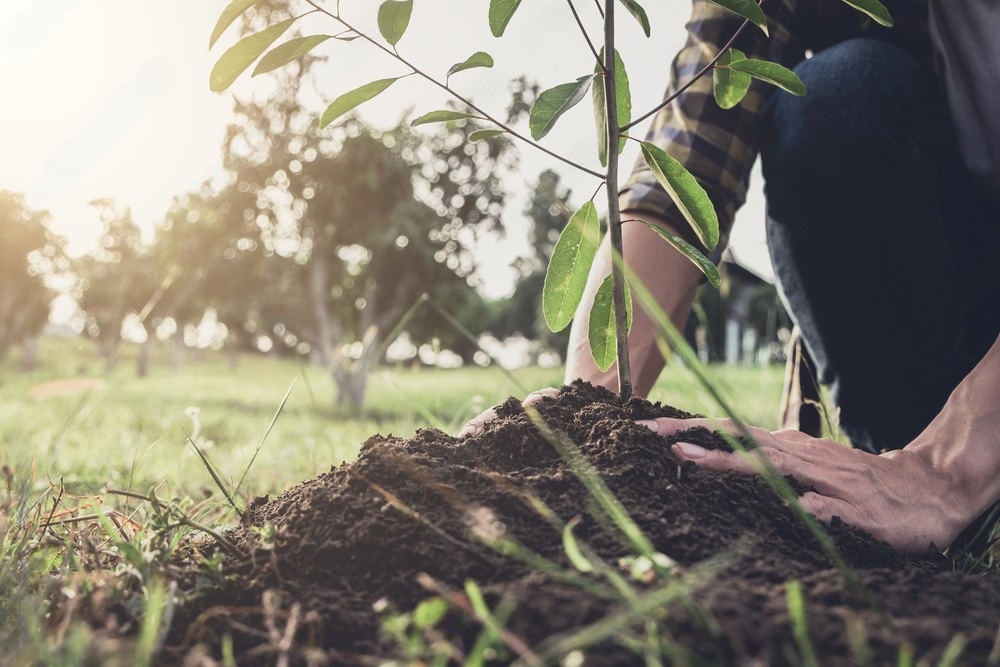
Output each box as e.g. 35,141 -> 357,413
302,0 -> 606,180
623,17 -> 752,131
566,0 -> 605,69
593,0 -> 605,19
604,0 -> 633,401
589,180 -> 605,203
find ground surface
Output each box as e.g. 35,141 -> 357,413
171,382 -> 1000,665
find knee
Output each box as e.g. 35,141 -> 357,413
763,38 -> 935,176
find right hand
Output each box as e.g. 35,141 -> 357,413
457,387 -> 561,438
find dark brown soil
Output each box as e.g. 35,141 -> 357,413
169,381 -> 1000,665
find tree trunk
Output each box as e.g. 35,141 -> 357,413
226,334 -> 240,369
332,332 -> 383,410
308,254 -> 334,368
20,337 -> 39,372
333,368 -> 367,410
137,336 -> 153,378
171,326 -> 185,371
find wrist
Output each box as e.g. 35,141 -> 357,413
904,405 -> 1000,533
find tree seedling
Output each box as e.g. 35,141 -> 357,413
209,0 -> 891,400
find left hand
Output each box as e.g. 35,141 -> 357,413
637,417 -> 970,555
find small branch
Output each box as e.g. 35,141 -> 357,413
623,17 -> 752,131
302,0 -> 606,180
566,0 -> 605,69
593,0 -> 605,19
589,180 -> 605,203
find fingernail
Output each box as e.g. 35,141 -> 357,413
674,442 -> 707,459
635,419 -> 658,432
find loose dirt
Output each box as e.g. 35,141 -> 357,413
170,381 -> 1000,665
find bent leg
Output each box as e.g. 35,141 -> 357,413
762,38 -> 994,452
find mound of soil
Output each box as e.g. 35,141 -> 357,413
170,381 -> 1000,664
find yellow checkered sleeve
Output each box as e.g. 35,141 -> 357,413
619,0 -> 806,259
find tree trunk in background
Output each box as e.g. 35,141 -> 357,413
137,336 -> 153,378
226,333 -> 241,369
171,326 -> 185,371
308,255 -> 334,368
333,368 -> 366,410
332,332 -> 383,410
20,337 -> 38,372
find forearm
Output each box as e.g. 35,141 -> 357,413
564,214 -> 703,397
903,333 -> 1000,525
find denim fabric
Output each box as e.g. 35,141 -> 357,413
762,38 -> 1000,453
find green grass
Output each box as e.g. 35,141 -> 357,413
0,336 -> 783,500
0,336 -> 784,663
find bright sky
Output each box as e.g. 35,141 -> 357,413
0,1 -> 772,297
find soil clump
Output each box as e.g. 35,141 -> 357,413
170,381 -> 1000,665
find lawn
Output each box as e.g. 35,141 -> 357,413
0,336 -> 784,499
2,338 -> 996,665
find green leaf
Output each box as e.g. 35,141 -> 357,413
320,78 -> 399,128
447,51 -> 494,79
639,142 -> 720,250
588,274 -> 633,372
706,0 -> 769,35
542,201 -> 601,332
488,0 -> 523,37
592,48 -> 632,167
468,129 -> 505,142
378,0 -> 413,46
209,0 -> 260,50
252,35 -> 332,77
210,17 -> 296,92
412,110 -> 477,127
713,48 -> 751,109
413,598 -> 449,629
840,0 -> 893,27
530,74 -> 597,141
562,517 -> 594,573
729,58 -> 806,96
636,220 -> 722,288
618,0 -> 651,37
335,33 -> 360,41
464,580 -> 490,618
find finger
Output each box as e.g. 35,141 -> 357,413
458,408 -> 497,438
638,416 -> 770,444
797,491 -> 862,526
523,387 -> 560,406
671,442 -> 837,493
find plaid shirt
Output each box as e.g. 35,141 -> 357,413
619,0 -> 931,258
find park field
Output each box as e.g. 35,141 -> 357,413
0,337 -> 784,499
3,338 -> 997,666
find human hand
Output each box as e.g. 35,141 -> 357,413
636,417 -> 971,555
458,387 -> 561,438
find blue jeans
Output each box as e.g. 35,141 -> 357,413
762,38 -> 1000,453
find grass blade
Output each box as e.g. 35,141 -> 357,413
184,428 -> 243,520
234,376 -> 299,497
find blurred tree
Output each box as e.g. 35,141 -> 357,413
74,200 -> 161,376
216,10 -> 516,407
224,96 -> 513,407
0,191 -> 65,370
155,183 -> 267,367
